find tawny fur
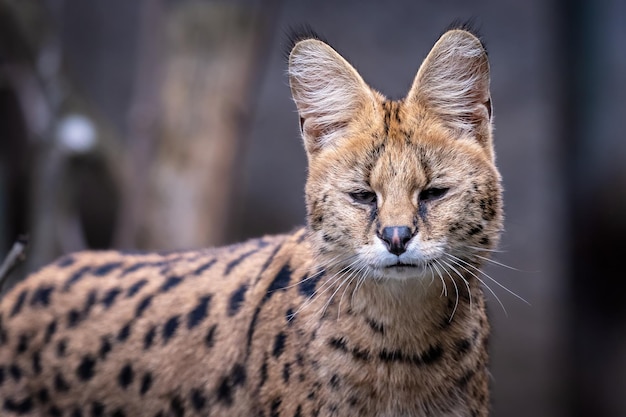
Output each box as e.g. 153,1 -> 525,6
0,27 -> 502,417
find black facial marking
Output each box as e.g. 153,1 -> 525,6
205,324 -> 217,348
93,262 -> 123,276
140,372 -> 153,395
63,266 -> 91,291
144,325 -> 156,350
10,289 -> 28,317
163,315 -> 180,343
193,259 -> 217,275
118,364 -> 134,389
228,284 -> 248,316
187,295 -> 212,329
76,355 -> 96,381
160,276 -> 183,293
30,285 -> 54,307
126,280 -> 148,297
272,332 -> 287,358
102,287 -> 122,309
225,248 -> 259,275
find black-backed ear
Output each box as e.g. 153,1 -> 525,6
406,29 -> 493,152
288,38 -> 375,155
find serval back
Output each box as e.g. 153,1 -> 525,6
0,25 -> 502,417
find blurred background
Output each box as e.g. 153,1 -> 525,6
0,0 -> 624,416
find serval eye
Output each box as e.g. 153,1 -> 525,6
419,187 -> 449,202
349,191 -> 377,205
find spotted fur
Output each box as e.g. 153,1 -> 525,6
0,26 -> 502,416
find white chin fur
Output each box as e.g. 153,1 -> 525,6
357,236 -> 446,280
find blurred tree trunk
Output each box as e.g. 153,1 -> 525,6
116,0 -> 279,250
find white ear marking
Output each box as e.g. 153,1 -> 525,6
288,39 -> 374,154
407,30 -> 492,139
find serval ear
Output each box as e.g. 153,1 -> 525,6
406,29 -> 493,156
288,38 -> 376,155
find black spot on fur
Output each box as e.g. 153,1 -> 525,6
135,295 -> 153,318
225,248 -> 259,275
329,374 -> 340,389
282,362 -> 291,383
67,309 -> 81,327
10,290 -> 28,317
479,236 -> 490,246
83,290 -> 98,315
140,372 -> 153,395
160,276 -> 183,292
56,339 -> 67,357
4,396 -> 33,413
294,405 -> 303,417
30,285 -> 54,307
44,320 -> 57,344
170,396 -> 184,417
188,295 -> 212,329
16,333 -> 29,354
92,401 -> 105,417
117,322 -> 132,341
216,377 -> 233,405
273,332 -> 287,358
93,262 -> 122,276
193,259 -> 217,275
63,266 -> 91,291
57,255 -> 75,267
270,397 -> 282,417
9,364 -> 21,381
121,262 -> 149,276
455,338 -> 472,357
366,318 -> 385,334
32,351 -> 42,374
190,388 -> 206,411
259,356 -> 268,387
163,315 -> 180,343
285,308 -> 295,324
118,363 -> 134,389
54,372 -> 70,392
228,284 -> 248,316
38,387 -> 49,403
231,363 -> 246,387
111,409 -> 126,417
126,280 -> 148,297
102,287 -> 122,309
0,366 -> 4,385
76,355 -> 96,381
71,408 -> 83,417
298,270 -> 324,298
205,324 -> 216,348
144,326 -> 156,350
100,336 -> 112,359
